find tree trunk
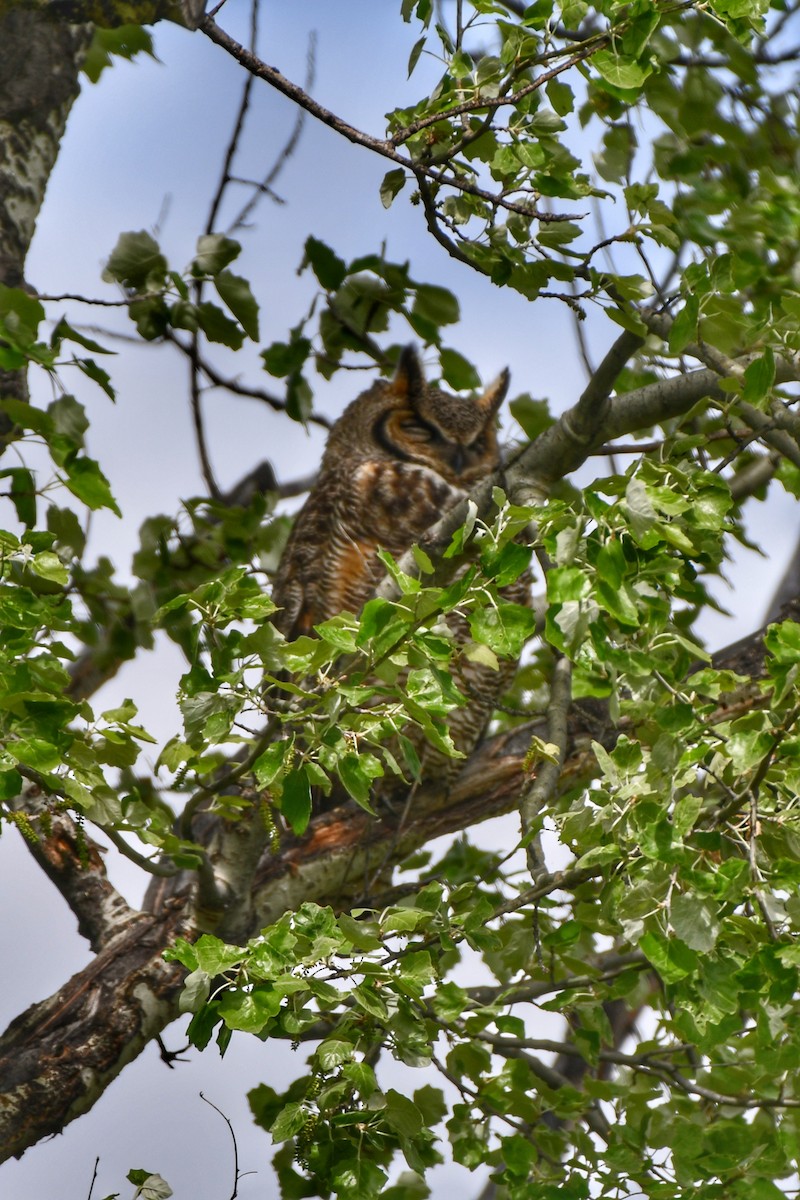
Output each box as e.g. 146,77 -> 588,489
0,8 -> 91,411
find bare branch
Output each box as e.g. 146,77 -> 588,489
199,14 -> 570,224
204,0 -> 259,238
520,654 -> 572,873
165,329 -> 332,429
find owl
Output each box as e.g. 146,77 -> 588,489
271,345 -> 523,777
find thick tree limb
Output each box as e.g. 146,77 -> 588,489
0,900 -> 192,1163
0,8 -> 91,414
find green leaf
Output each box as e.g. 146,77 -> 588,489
254,741 -> 293,788
468,601 -> 536,657
0,398 -> 53,439
74,357 -> 116,400
129,295 -> 169,340
439,348 -> 480,390
11,737 -> 62,772
668,294 -> 699,353
670,894 -> 720,952
270,1100 -> 308,1142
742,347 -> 775,405
286,373 -> 313,423
380,168 -> 407,209
0,768 -> 23,800
0,285 -> 44,343
196,302 -> 245,349
51,317 -> 113,356
103,231 -> 167,291
214,270 -> 260,340
280,768 -> 312,835
509,394 -> 552,439
407,34 -> 426,77
31,550 -> 68,585
261,337 -> 311,378
191,233 -> 241,276
0,468 -> 36,527
384,1089 -> 424,1137
640,931 -> 697,983
593,50 -> 652,90
338,752 -> 381,811
412,284 -> 460,327
49,393 -> 88,452
83,25 -> 154,83
302,236 -> 347,290
131,1172 -> 172,1200
178,967 -> 212,1014
63,457 -> 121,516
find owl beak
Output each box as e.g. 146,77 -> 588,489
449,444 -> 467,475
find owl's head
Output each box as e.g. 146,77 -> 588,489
371,346 -> 510,487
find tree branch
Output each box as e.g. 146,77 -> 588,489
12,777 -> 137,953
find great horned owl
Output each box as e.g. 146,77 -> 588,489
272,346 -> 522,776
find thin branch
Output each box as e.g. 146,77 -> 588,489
188,331 -> 223,500
520,653 -> 572,873
200,1093 -> 241,1200
475,1031 -> 800,1110
390,42 -> 604,146
36,292 -> 132,307
165,329 -> 331,429
199,14 -> 569,223
204,0 -> 259,237
101,825 -> 182,879
193,0 -> 260,503
466,952 -> 649,1007
85,1157 -> 100,1200
228,32 -> 317,235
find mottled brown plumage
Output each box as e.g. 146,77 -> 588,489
272,346 -> 524,778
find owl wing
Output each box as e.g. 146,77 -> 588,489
272,461 -> 462,639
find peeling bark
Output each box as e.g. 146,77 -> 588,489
0,903 -> 192,1162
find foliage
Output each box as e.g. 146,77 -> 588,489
4,0 -> 800,1196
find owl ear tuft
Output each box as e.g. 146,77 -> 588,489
478,367 -> 510,415
391,344 -> 425,400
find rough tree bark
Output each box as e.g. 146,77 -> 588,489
0,8 -> 91,410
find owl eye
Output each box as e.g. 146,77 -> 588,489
400,418 -> 442,443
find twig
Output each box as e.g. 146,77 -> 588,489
228,32 -> 317,234
520,654 -> 572,874
390,42 -> 603,146
85,1156 -> 100,1200
188,332 -> 222,499
200,1092 -> 242,1200
200,14 -> 571,223
192,0 -> 261,503
205,0 -> 259,237
165,329 -> 331,429
101,825 -> 183,879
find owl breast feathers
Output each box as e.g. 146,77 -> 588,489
271,346 -> 525,777
272,346 -> 509,640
